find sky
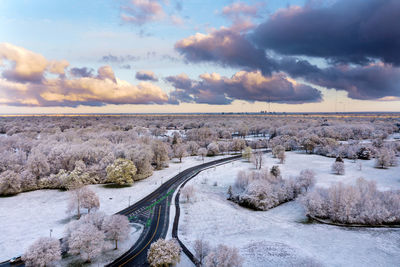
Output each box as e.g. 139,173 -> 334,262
0,0 -> 399,114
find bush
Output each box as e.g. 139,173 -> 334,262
229,169 -> 315,211
331,161 -> 345,175
301,178 -> 400,225
147,238 -> 181,267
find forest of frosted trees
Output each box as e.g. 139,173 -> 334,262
0,115 -> 399,196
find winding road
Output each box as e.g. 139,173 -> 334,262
106,154 -> 242,267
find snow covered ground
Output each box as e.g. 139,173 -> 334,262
0,155 -> 229,262
179,152 -> 400,266
60,223 -> 143,266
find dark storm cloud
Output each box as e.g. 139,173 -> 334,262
253,0 -> 400,65
174,0 -> 400,101
304,63 -> 400,100
166,71 -> 322,105
175,28 -> 278,75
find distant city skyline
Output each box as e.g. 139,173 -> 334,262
1,0 -> 400,113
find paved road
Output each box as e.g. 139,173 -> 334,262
107,155 -> 242,267
0,155 -> 242,267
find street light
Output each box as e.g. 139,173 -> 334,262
50,229 -> 53,238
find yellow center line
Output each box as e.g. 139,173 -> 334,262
119,205 -> 162,267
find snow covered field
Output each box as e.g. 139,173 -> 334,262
0,155 -> 228,262
179,152 -> 400,266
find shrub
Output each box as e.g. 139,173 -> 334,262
229,169 -> 315,211
147,239 -> 181,267
301,178 -> 400,225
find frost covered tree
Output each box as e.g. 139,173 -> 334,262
301,178 -> 400,225
204,244 -> 243,267
231,139 -> 246,152
194,239 -> 210,265
375,148 -> 397,169
106,158 -> 137,185
187,141 -> 200,156
0,170 -> 22,195
251,150 -> 263,170
68,222 -> 105,263
67,186 -> 99,218
242,147 -> 252,161
272,145 -> 285,158
23,237 -> 61,267
207,142 -> 220,156
147,238 -> 181,267
80,187 -> 100,213
27,149 -> 50,179
230,169 -> 315,211
277,150 -> 286,164
331,161 -> 345,175
62,160 -> 94,190
173,144 -> 188,162
181,185 -> 195,203
198,147 -> 207,161
102,214 -> 130,249
152,140 -> 170,169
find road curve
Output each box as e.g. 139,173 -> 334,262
107,155 -> 242,267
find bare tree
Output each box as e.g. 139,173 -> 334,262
251,151 -> 263,170
23,237 -> 61,267
194,239 -> 210,265
102,214 -> 130,249
147,238 -> 181,267
181,185 -> 195,203
204,244 -> 243,267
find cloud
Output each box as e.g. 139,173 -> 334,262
121,0 -> 165,25
100,54 -> 140,63
0,43 -> 49,83
221,1 -> 264,31
175,28 -> 276,75
304,63 -> 400,100
253,0 -> 400,65
136,70 -> 158,81
165,73 -> 192,90
97,66 -> 117,83
174,0 -> 400,101
167,70 -> 322,105
70,67 -> 94,78
0,43 -> 169,107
